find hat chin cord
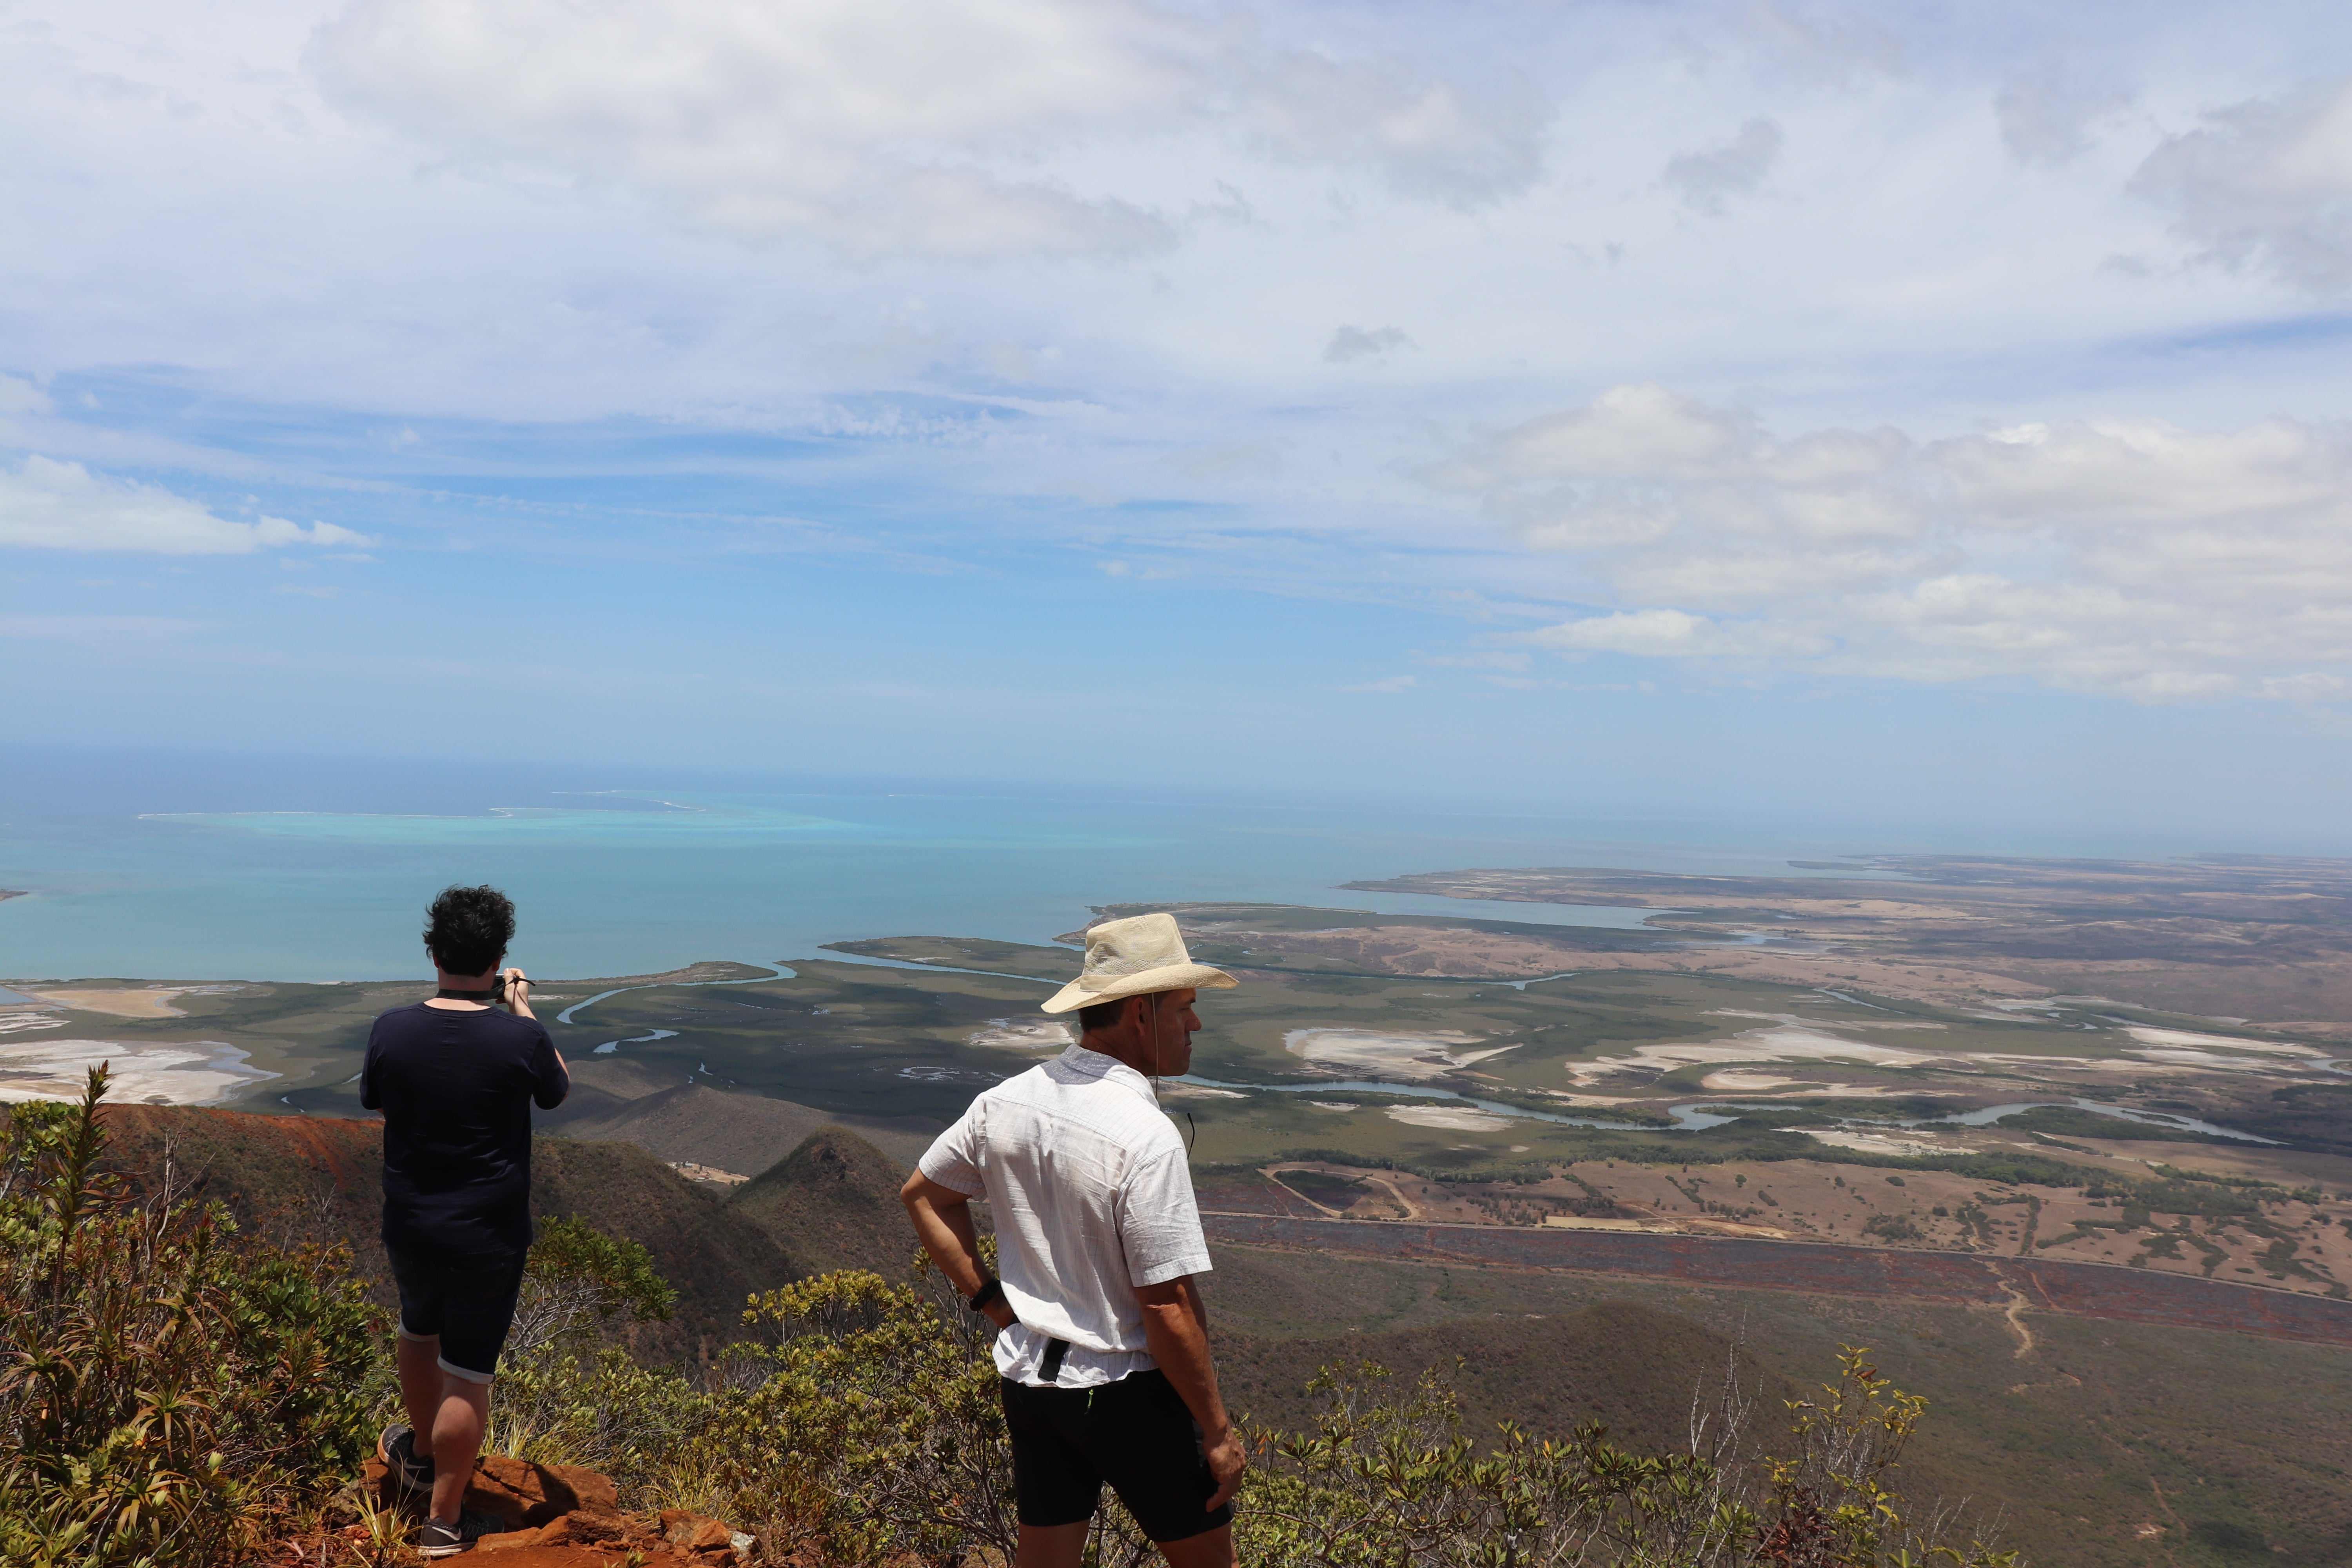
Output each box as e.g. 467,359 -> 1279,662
1143,993 -> 1177,1078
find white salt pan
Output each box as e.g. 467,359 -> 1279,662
0,1038 -> 276,1106
1385,1104 -> 1517,1131
1284,1027 -> 1512,1081
966,1020 -> 1073,1053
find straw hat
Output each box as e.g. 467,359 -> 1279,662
1041,912 -> 1238,1015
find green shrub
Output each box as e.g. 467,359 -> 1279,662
0,1068 -> 379,1568
489,1217 -> 691,1493
508,1213 -> 678,1359
1238,1347 -> 2016,1568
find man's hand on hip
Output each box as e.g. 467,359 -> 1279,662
1202,1425 -> 1246,1510
1134,1274 -> 1243,1506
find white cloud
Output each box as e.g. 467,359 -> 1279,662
2132,75 -> 2352,295
1324,325 -> 1411,364
0,457 -> 375,554
1437,385 -> 2352,701
1167,441 -> 1283,480
0,375 -> 50,416
307,0 -> 1547,258
0,613 -> 214,642
1661,118 -> 1784,216
1995,63 -> 2125,168
1530,608 -> 1828,659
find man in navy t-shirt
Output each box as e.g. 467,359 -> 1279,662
362,884 -> 568,1557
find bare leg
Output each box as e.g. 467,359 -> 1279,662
426,1375 -> 491,1523
1015,1521 -> 1090,1568
396,1334 -> 445,1452
397,1334 -> 493,1520
1158,1524 -> 1237,1568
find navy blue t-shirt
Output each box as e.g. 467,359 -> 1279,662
359,1002 -> 569,1258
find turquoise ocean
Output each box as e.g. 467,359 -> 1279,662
0,748 -> 2196,983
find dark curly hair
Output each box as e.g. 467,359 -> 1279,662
423,884 -> 516,976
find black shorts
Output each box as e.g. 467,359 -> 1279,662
998,1368 -> 1233,1544
386,1245 -> 528,1383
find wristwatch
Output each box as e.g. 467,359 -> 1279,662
967,1277 -> 1005,1314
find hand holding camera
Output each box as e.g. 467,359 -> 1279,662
497,967 -> 536,1018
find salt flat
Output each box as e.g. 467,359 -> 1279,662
1283,1026 -> 1512,1081
0,1037 -> 276,1105
964,1019 -> 1073,1053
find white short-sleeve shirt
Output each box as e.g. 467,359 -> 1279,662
919,1042 -> 1212,1387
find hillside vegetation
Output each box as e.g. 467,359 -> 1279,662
0,1074 -> 2021,1568
727,1126 -> 923,1279
96,1101 -> 801,1362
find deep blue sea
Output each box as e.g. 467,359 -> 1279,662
0,748 -> 2220,983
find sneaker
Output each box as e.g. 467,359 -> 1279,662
377,1423 -> 434,1496
417,1510 -> 504,1558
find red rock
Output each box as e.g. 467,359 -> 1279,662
465,1454 -> 623,1528
475,1526 -> 549,1553
537,1509 -> 629,1546
665,1514 -> 735,1552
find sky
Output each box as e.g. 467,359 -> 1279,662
7,0 -> 2352,843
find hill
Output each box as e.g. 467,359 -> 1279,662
1200,1237 -> 2352,1568
90,1103 -> 802,1362
1220,1298 -> 1786,1457
530,1136 -> 806,1361
538,1057 -> 942,1176
726,1124 -> 922,1279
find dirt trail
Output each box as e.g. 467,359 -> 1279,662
1260,1168 -> 1347,1220
1982,1263 -> 2038,1358
1366,1175 -> 1423,1221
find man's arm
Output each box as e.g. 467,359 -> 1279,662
506,970 -> 570,1106
1137,1275 -> 1245,1509
901,1171 -> 1015,1331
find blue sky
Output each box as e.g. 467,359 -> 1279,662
8,0 -> 2352,842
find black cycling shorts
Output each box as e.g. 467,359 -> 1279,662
999,1368 -> 1233,1544
387,1245 -> 527,1383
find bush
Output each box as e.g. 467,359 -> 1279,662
509,1214 -> 678,1359
0,1068 -> 380,1568
484,1213 -> 687,1492
700,1265 -> 1018,1564
1238,1347 -> 2016,1568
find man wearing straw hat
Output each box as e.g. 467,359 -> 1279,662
902,912 -> 1245,1568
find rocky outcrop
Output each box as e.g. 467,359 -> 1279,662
359,1453 -> 751,1564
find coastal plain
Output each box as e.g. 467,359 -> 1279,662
7,854 -> 2352,1299
14,852 -> 2352,1564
